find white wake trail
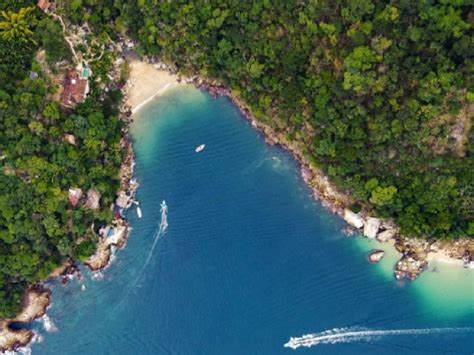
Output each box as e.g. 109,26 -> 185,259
135,201 -> 168,284
284,326 -> 474,350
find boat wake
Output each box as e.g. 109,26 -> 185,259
135,200 -> 168,284
284,326 -> 474,350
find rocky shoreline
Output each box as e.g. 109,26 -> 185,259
180,74 -> 474,281
0,286 -> 50,352
0,60 -> 138,355
2,51 -> 471,352
84,136 -> 136,272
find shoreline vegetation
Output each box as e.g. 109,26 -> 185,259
1,0 -> 472,351
184,73 -> 474,278
0,51 -> 182,355
1,48 -> 471,355
103,0 -> 473,290
0,1 -> 138,352
119,55 -> 474,280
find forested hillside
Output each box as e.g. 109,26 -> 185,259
102,0 -> 472,238
0,1 -> 123,317
1,0 -> 473,320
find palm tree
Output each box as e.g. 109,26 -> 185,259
0,7 -> 37,44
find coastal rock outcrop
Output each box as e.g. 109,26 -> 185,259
363,217 -> 381,239
343,209 -> 364,229
85,222 -> 128,271
14,287 -> 51,323
395,255 -> 428,280
0,321 -> 33,352
47,260 -> 72,280
368,250 -> 385,263
376,229 -> 397,242
393,237 -> 430,280
0,286 -> 51,352
85,240 -> 112,271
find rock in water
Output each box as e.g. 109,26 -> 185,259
394,256 -> 428,280
368,250 -> 385,263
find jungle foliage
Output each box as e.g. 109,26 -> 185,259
104,0 -> 473,238
0,1 -> 123,317
1,0 -> 473,318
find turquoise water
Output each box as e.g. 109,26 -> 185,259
31,86 -> 473,354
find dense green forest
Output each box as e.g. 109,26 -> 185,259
0,0 -> 123,317
0,0 -> 473,319
102,0 -> 471,238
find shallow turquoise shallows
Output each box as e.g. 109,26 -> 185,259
31,86 -> 474,354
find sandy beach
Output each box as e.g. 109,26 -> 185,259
126,60 -> 184,113
427,250 -> 465,267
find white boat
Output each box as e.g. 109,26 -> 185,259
160,200 -> 167,213
195,144 -> 205,153
137,206 -> 142,218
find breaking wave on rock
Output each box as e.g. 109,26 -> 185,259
38,314 -> 57,333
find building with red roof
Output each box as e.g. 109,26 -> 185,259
61,69 -> 89,108
37,0 -> 55,13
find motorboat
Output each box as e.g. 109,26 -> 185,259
160,200 -> 167,213
195,144 -> 205,153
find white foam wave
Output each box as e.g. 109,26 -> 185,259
132,82 -> 180,114
2,333 -> 43,355
92,271 -> 104,280
31,333 -> 44,344
108,246 -> 117,265
284,326 -> 474,349
14,347 -> 32,355
39,314 -> 57,333
272,156 -> 282,169
7,333 -> 43,355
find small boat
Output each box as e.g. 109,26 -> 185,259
137,206 -> 142,218
195,144 -> 205,153
160,200 -> 167,213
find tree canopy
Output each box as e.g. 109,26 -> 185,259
103,0 -> 473,238
0,2 -> 123,318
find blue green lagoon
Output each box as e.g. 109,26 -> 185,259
30,86 -> 474,354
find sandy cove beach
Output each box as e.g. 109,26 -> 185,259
126,59 -> 184,113
427,250 -> 465,267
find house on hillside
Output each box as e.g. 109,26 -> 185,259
84,189 -> 101,210
68,187 -> 83,208
37,0 -> 55,13
63,133 -> 76,145
61,69 -> 89,108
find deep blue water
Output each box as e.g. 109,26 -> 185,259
31,87 -> 473,354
